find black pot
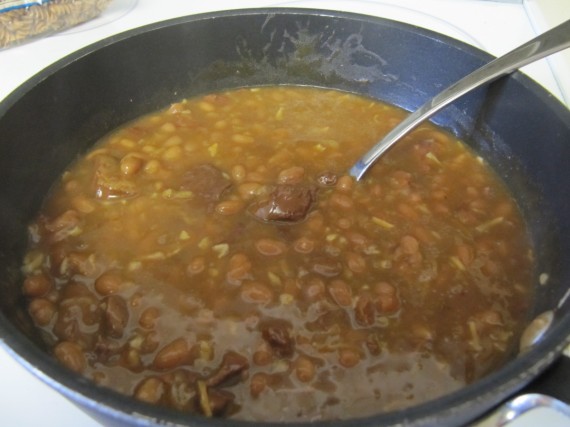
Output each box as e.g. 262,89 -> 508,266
0,8 -> 568,427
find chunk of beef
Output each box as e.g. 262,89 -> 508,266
180,164 -> 232,201
207,388 -> 237,416
92,154 -> 138,200
206,351 -> 249,387
249,184 -> 316,223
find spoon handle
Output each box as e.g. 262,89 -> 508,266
350,19 -> 570,181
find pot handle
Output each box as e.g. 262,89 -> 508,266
475,393 -> 570,427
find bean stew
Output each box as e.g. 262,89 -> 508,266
21,86 -> 534,421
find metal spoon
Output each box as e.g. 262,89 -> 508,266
349,19 -> 570,181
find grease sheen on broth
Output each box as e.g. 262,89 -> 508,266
21,86 -> 533,421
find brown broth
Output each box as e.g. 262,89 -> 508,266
21,86 -> 533,421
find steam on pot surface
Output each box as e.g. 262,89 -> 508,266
20,86 -> 534,421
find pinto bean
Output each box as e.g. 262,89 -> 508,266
390,170 -> 412,188
54,341 -> 86,373
23,274 -> 52,297
153,338 -> 192,370
375,293 -> 400,313
482,259 -> 500,277
345,231 -> 369,248
250,372 -> 270,398
226,253 -> 252,286
253,342 -> 273,366
139,307 -> 160,329
278,166 -> 305,184
187,256 -> 206,275
144,159 -> 161,174
71,196 -> 96,214
355,292 -> 375,326
141,331 -> 160,354
255,238 -> 286,256
336,175 -> 354,192
457,244 -> 474,267
329,193 -> 354,210
294,356 -> 316,382
370,183 -> 382,197
102,295 -> 129,339
237,182 -> 264,200
215,200 -> 243,216
400,235 -> 419,255
120,155 -> 144,176
134,376 -> 166,404
303,277 -> 326,302
345,252 -> 366,273
293,237 -> 315,254
241,282 -> 274,305
398,203 -> 420,220
305,212 -> 325,232
261,320 -> 295,358
477,310 -> 503,327
373,282 -> 400,313
228,253 -> 251,271
231,164 -> 246,182
123,347 -> 143,370
162,145 -> 183,162
28,298 -> 56,326
95,271 -> 124,295
53,283 -> 102,346
412,324 -> 434,342
310,255 -> 342,277
328,280 -> 352,307
338,348 -> 361,368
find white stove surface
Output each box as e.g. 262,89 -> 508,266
0,1 -> 569,426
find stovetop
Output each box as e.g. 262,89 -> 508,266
0,1 -> 568,426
